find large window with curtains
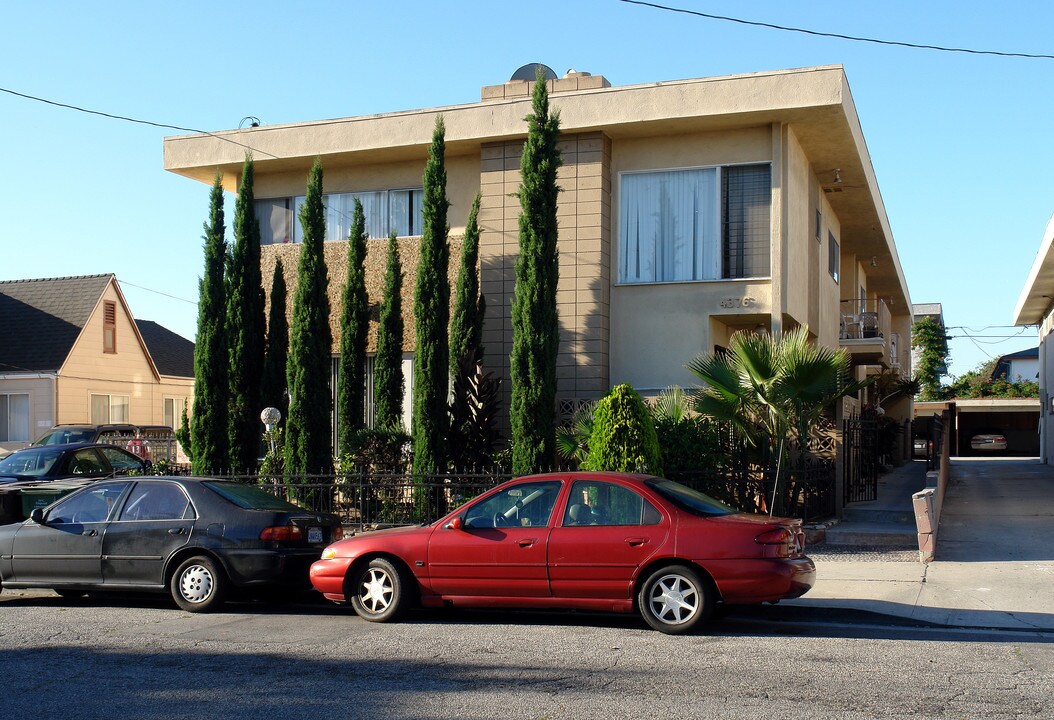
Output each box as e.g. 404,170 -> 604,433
618,164 -> 771,283
256,188 -> 424,245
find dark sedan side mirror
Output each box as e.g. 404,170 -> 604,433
29,508 -> 45,524
444,517 -> 463,531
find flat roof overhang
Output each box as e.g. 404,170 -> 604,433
1013,213 -> 1054,326
163,65 -> 909,308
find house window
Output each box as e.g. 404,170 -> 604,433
0,393 -> 30,442
815,209 -> 822,242
257,198 -> 293,245
828,231 -> 840,283
91,394 -> 129,424
103,301 -> 117,353
618,164 -> 770,284
258,188 -> 424,245
164,397 -> 187,429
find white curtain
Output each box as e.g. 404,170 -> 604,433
293,190 -> 422,242
620,168 -> 719,283
389,189 -> 424,237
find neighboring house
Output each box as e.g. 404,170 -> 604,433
1013,212 -> 1054,463
0,274 -> 194,451
990,347 -> 1039,383
164,64 -> 913,446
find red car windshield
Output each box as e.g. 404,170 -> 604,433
645,479 -> 739,517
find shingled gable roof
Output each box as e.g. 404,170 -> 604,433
0,274 -> 115,373
0,274 -> 178,382
135,320 -> 194,378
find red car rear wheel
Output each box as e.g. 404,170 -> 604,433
638,565 -> 713,634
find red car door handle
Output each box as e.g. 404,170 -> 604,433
518,538 -> 537,547
625,537 -> 647,547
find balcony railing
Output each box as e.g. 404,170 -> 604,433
839,298 -> 891,366
839,298 -> 890,341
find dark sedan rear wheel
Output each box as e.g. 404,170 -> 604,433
171,556 -> 227,613
638,564 -> 713,634
349,557 -> 408,623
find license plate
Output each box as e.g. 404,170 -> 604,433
308,527 -> 323,544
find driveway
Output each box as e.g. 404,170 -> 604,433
940,457 -> 1054,562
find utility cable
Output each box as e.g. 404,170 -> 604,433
0,85 -> 280,159
618,1 -> 1054,60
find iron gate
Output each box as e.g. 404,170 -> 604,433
843,412 -> 879,503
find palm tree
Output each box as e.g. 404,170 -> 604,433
555,400 -> 597,466
687,326 -> 869,514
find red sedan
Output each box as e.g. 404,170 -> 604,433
310,472 -> 815,634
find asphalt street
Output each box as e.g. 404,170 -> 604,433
2,589 -> 1051,719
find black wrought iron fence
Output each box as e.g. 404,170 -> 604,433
843,412 -> 879,503
669,458 -> 834,522
154,461 -> 835,529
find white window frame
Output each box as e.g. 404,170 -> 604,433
91,393 -> 129,424
616,162 -> 772,286
828,231 -> 840,284
163,396 -> 187,430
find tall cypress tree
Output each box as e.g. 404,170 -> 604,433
375,232 -> 405,431
226,154 -> 267,471
262,257 -> 289,418
510,69 -> 562,473
285,158 -> 334,475
449,192 -> 484,370
337,199 -> 369,455
412,116 -> 451,474
191,176 -> 229,474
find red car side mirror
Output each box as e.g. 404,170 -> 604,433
445,517 -> 463,531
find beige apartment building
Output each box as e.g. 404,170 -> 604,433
164,65 -> 913,437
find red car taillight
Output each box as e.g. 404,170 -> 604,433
260,525 -> 303,542
755,527 -> 796,558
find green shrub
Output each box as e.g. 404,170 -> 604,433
583,384 -> 662,474
654,415 -> 723,473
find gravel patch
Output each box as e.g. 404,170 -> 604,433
807,544 -> 920,562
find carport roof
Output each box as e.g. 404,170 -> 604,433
954,398 -> 1040,413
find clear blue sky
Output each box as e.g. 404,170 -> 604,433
3,1 -> 1050,379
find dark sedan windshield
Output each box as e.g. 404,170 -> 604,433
0,448 -> 64,477
203,481 -> 304,511
645,478 -> 738,517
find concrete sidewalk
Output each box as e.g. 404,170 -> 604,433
786,457 -> 1054,631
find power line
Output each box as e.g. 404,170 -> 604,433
618,1 -> 1054,60
118,279 -> 197,306
0,85 -> 280,159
